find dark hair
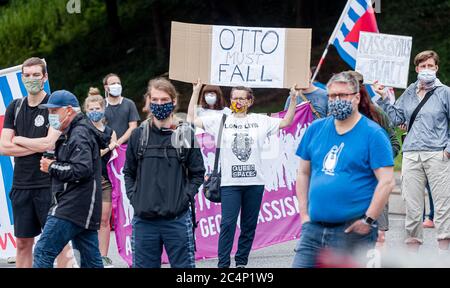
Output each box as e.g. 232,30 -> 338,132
346,71 -> 385,126
230,86 -> 254,100
199,85 -> 226,110
103,73 -> 120,85
22,57 -> 47,74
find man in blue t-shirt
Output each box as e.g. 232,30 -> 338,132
284,67 -> 328,119
292,71 -> 395,268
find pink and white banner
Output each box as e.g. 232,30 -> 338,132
107,103 -> 313,266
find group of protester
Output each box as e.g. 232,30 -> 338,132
1,49 -> 449,268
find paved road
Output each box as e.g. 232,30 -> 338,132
2,214 -> 449,268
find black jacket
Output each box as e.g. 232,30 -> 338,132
124,123 -> 205,220
48,113 -> 109,230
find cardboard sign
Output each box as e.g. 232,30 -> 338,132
169,22 -> 311,89
356,32 -> 412,89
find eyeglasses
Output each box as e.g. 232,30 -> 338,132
231,97 -> 250,102
328,92 -> 357,100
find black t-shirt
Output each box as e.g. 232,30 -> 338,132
104,97 -> 140,141
3,95 -> 51,189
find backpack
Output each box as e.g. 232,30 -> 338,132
13,97 -> 26,128
137,119 -> 199,249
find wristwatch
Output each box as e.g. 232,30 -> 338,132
362,215 -> 376,227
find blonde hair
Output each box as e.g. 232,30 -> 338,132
83,87 -> 105,112
146,77 -> 178,125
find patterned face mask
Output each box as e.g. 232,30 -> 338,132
87,111 -> 104,122
230,101 -> 248,113
328,98 -> 354,120
23,78 -> 43,95
150,102 -> 174,120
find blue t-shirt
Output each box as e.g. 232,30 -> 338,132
284,86 -> 328,119
296,115 -> 394,223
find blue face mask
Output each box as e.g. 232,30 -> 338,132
328,98 -> 354,120
48,114 -> 61,130
87,111 -> 104,122
150,102 -> 174,120
417,69 -> 437,83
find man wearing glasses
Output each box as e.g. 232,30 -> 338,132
292,71 -> 395,268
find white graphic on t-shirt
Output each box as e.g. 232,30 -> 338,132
322,143 -> 344,176
34,115 -> 45,127
232,133 -> 254,162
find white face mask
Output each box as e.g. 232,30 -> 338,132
108,84 -> 122,97
417,69 -> 437,83
204,92 -> 217,106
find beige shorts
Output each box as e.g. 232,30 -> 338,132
101,176 -> 112,203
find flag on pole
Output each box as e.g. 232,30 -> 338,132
330,0 -> 378,69
0,63 -> 50,258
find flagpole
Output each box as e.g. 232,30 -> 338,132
311,0 -> 353,83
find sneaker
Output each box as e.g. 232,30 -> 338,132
235,265 -> 246,268
423,219 -> 435,228
6,257 -> 16,264
102,256 -> 114,268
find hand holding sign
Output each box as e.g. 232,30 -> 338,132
193,78 -> 203,96
372,80 -> 387,99
289,84 -> 301,103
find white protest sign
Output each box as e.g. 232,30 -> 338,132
210,25 -> 285,88
169,22 -> 311,89
356,32 -> 412,89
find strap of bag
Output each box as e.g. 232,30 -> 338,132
13,97 -> 26,128
407,88 -> 436,132
212,114 -> 227,173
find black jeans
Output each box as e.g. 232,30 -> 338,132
217,185 -> 264,268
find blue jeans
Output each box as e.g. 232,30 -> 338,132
292,220 -> 378,268
132,210 -> 195,268
218,185 -> 264,268
33,216 -> 103,268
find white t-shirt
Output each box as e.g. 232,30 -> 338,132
195,107 -> 232,135
201,113 -> 282,186
197,107 -> 232,117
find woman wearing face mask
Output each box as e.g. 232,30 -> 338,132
124,77 -> 205,268
84,88 -> 118,268
187,81 -> 231,121
374,50 -> 450,254
190,83 -> 299,268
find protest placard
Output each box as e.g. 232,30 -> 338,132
169,22 -> 311,88
355,32 -> 412,89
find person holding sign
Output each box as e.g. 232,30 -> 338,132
187,83 -> 231,120
283,67 -> 328,119
190,83 -> 299,268
374,50 -> 450,253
